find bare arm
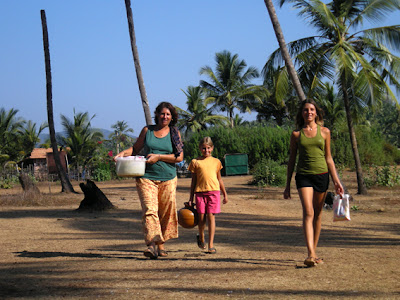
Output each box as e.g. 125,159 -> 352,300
189,173 -> 197,204
322,127 -> 344,196
217,170 -> 228,204
118,127 -> 183,165
283,131 -> 299,199
113,126 -> 148,160
147,151 -> 184,165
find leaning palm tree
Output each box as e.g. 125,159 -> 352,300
200,50 -> 266,128
266,0 -> 400,194
263,0 -> 306,102
41,10 -> 74,192
176,86 -> 228,136
124,0 -> 152,125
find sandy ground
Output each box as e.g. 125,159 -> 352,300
0,172 -> 399,299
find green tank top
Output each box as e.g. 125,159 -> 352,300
142,126 -> 176,181
296,125 -> 328,175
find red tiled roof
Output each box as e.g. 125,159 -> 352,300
28,148 -> 67,159
29,148 -> 53,159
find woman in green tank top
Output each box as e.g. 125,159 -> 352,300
284,99 -> 344,267
114,102 -> 184,259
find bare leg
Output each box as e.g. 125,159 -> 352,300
312,191 -> 327,251
198,213 -> 206,244
298,187 -> 316,258
207,213 -> 216,250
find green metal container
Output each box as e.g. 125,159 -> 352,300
224,153 -> 248,176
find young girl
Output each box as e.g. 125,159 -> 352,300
284,99 -> 343,266
188,137 -> 228,254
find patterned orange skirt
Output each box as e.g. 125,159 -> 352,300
136,177 -> 178,245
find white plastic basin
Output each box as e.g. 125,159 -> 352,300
115,156 -> 146,177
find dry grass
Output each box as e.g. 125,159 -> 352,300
0,172 -> 399,299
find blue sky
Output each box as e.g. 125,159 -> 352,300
1,1 -> 399,136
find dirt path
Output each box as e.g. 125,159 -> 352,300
0,173 -> 399,299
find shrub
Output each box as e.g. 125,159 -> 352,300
0,176 -> 19,189
331,125 -> 399,167
250,158 -> 286,187
363,165 -> 400,187
183,125 -> 291,169
91,162 -> 112,182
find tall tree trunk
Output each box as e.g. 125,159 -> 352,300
124,0 -> 153,126
263,0 -> 306,102
341,80 -> 368,195
229,110 -> 234,128
41,10 -> 75,193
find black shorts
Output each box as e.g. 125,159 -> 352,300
295,173 -> 329,193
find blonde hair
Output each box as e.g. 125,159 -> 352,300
199,136 -> 214,147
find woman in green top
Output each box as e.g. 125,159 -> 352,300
114,102 -> 184,259
284,99 -> 343,267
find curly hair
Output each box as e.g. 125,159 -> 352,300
295,99 -> 324,130
154,101 -> 178,127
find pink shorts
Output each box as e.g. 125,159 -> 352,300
195,191 -> 221,214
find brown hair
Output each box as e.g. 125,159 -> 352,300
154,101 -> 178,127
295,99 -> 324,130
199,136 -> 214,147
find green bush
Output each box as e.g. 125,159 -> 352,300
91,162 -> 112,182
0,176 -> 19,189
363,165 -> 400,187
331,125 -> 399,167
250,158 -> 286,187
183,125 -> 291,169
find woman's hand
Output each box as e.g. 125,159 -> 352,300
113,147 -> 133,161
146,153 -> 160,164
334,181 -> 344,197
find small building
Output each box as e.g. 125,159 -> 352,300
20,148 -> 68,175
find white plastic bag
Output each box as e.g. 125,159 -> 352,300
333,194 -> 351,222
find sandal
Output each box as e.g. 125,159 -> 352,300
196,234 -> 206,249
158,249 -> 168,257
208,247 -> 217,254
315,257 -> 324,265
143,247 -> 158,259
304,256 -> 316,267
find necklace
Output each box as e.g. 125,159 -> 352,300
306,125 -> 317,131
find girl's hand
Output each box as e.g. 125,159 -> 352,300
283,187 -> 291,199
223,196 -> 228,204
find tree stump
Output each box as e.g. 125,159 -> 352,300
19,173 -> 41,201
77,180 -> 115,211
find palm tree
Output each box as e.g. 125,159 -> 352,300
124,0 -> 152,125
20,121 -> 48,158
175,86 -> 228,136
109,120 -> 134,154
317,82 -> 345,131
263,0 -> 306,102
256,65 -> 294,125
0,108 -> 25,163
200,50 -> 266,128
266,0 -> 400,194
60,110 -> 103,169
41,10 -> 75,193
